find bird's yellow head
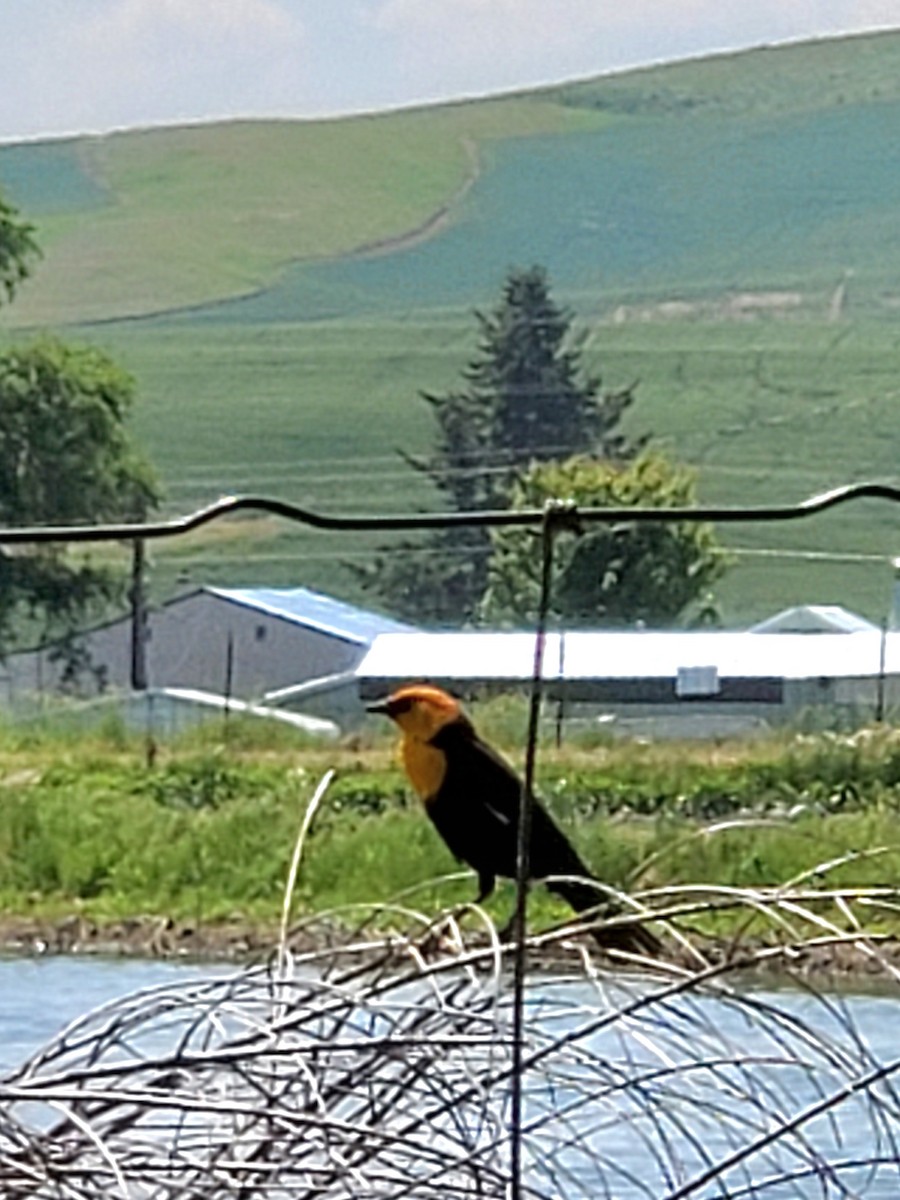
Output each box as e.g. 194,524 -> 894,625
366,683 -> 467,743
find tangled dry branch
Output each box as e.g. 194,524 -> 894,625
2,888 -> 900,1199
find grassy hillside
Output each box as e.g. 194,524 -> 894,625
557,30 -> 900,118
4,31 -> 900,326
146,103 -> 894,325
1,33 -> 900,625
0,99 -> 600,327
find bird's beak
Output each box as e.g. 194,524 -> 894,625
366,698 -> 391,716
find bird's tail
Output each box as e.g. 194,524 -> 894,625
548,876 -> 661,957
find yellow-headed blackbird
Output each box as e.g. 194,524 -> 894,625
367,683 -> 659,956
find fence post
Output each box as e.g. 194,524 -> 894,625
509,499 -> 575,1200
129,538 -> 148,692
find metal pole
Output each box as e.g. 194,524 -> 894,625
876,618 -> 888,723
224,631 -> 235,723
555,631 -> 566,749
510,502 -> 564,1200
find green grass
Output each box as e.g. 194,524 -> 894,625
0,99 -> 598,327
97,316 -> 900,517
156,99 -> 900,326
2,716 -> 900,939
557,29 -> 900,119
0,139 -> 109,216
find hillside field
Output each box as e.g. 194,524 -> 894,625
86,314 -> 900,625
2,32 -> 900,625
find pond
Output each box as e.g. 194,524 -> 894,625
0,956 -> 238,1072
1,955 -> 899,1198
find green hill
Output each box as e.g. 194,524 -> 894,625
2,32 -> 900,627
0,99 -> 595,327
5,30 -> 900,327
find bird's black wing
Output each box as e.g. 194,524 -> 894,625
428,722 -> 523,881
430,722 -> 592,884
430,722 -> 661,956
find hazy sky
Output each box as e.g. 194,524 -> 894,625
3,0 -> 900,141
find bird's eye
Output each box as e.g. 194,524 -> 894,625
390,696 -> 413,715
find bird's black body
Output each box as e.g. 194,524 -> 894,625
429,719 -> 658,955
429,720 -> 589,897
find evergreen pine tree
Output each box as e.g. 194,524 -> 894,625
356,266 -> 644,624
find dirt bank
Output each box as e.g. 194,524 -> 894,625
0,914 -> 284,962
1,913 -> 898,988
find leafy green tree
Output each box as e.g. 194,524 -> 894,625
0,338 -> 161,651
358,266 -> 645,624
481,454 -> 728,628
0,192 -> 39,305
0,188 -> 159,655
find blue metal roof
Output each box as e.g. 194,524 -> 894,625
207,587 -> 414,646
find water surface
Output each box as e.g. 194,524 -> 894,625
2,956 -> 899,1198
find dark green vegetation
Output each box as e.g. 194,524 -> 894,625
0,713 -> 899,939
0,338 -> 160,654
354,266 -> 672,625
1,33 -> 900,623
0,182 -> 160,655
0,189 -> 38,303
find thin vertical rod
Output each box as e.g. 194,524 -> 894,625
129,538 -> 147,691
509,503 -> 559,1200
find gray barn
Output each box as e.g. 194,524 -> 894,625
3,587 -> 412,721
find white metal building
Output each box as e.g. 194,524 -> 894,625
357,609 -> 896,729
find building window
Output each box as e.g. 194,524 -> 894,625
255,625 -> 267,642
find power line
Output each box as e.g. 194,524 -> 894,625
147,541 -> 896,571
729,546 -> 893,565
161,437 -> 639,483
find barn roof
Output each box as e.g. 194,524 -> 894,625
206,587 -> 414,646
357,628 -> 898,684
749,605 -> 878,634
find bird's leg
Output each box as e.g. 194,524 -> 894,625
474,870 -> 496,904
496,917 -> 516,944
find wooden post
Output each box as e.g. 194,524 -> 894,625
129,538 -> 147,691
224,631 -> 235,722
